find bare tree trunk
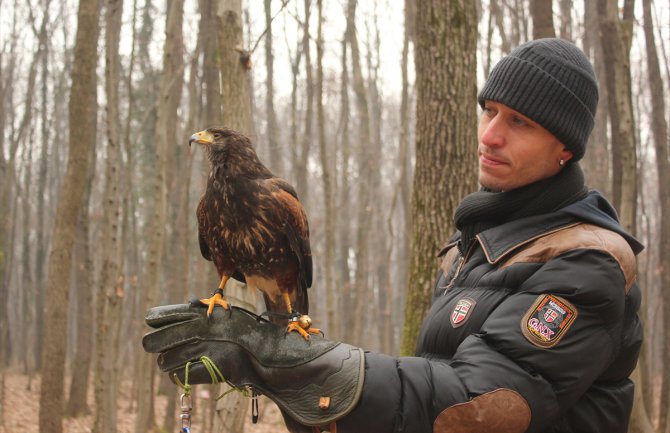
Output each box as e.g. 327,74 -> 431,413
65,141 -> 96,417
93,0 -> 124,431
336,36 -> 353,341
243,7 -> 258,141
530,0 -> 555,38
9,5 -> 50,374
598,0 -> 636,233
635,147 -> 655,422
399,0 -> 414,268
218,0 -> 252,134
135,1 -> 184,431
161,2 -> 188,426
558,0 -> 573,40
119,0 -> 143,414
642,0 -> 670,430
629,366 -> 655,433
33,4 -> 52,373
36,0 -> 51,303
510,0 -> 526,47
0,24 -> 10,370
37,0 -> 100,431
211,1 -> 255,431
163,123 -> 193,433
315,0 -> 335,336
363,7 -> 388,352
4,188 -> 20,366
490,0 -> 511,54
394,0 -> 415,355
20,141 -> 35,375
162,26 -> 199,433
344,0 -> 373,346
287,5 -> 303,187
65,100 -> 97,417
295,0 -> 313,205
196,0 -> 225,336
598,0 -> 651,431
400,0 -> 478,356
0,38 -> 12,377
264,0 -> 282,174
582,0 -> 611,196
201,0 -> 223,126
483,1 -> 494,78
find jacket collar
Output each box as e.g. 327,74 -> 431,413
440,191 -> 643,263
475,213 -> 580,264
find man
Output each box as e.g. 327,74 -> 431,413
144,38 -> 643,433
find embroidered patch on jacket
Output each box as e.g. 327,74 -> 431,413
521,295 -> 577,348
451,297 -> 476,328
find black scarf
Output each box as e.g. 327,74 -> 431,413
454,163 -> 588,251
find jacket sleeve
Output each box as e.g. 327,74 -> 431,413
336,249 -> 634,433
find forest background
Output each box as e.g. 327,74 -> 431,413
0,0 -> 669,432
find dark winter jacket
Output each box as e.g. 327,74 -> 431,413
339,191 -> 644,433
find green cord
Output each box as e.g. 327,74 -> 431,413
173,361 -> 192,396
200,356 -> 225,384
174,356 -> 251,401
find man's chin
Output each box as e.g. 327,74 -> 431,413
478,175 -> 505,192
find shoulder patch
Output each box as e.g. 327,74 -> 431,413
451,297 -> 476,328
499,223 -> 637,293
521,295 -> 577,348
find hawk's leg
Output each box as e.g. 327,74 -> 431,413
283,293 -> 321,340
200,275 -> 231,318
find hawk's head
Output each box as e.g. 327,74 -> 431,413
189,127 -> 251,149
189,127 -> 271,178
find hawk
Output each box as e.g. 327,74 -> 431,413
189,127 -> 318,339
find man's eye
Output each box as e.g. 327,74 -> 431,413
483,107 -> 495,117
512,116 -> 528,126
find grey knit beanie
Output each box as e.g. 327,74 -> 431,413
478,38 -> 598,162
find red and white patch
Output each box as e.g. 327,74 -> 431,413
450,298 -> 476,328
544,308 -> 559,323
521,295 -> 577,348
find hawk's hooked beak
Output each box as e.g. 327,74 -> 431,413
189,130 -> 214,147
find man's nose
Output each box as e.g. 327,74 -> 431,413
479,117 -> 505,148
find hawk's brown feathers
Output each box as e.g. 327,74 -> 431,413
190,127 -> 312,329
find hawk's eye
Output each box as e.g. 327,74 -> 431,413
213,132 -> 221,139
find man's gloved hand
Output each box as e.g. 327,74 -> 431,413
142,304 -> 365,429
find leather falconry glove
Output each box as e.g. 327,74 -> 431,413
142,304 -> 365,431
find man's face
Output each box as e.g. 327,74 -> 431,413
477,101 -> 573,191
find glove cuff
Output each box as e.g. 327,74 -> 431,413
241,343 -> 365,427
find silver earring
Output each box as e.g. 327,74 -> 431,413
559,159 -> 565,166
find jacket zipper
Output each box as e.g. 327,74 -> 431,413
443,242 -> 475,295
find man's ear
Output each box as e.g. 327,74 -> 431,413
560,148 -> 574,163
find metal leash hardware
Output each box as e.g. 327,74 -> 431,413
251,387 -> 259,424
179,391 -> 193,433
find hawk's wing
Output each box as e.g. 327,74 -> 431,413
196,193 -> 246,284
265,178 -> 313,290
196,197 -> 213,261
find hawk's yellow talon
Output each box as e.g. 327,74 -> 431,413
287,322 -> 311,340
200,290 -> 230,318
286,315 -> 321,340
